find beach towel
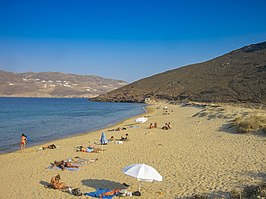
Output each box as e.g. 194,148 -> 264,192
84,188 -> 120,198
129,125 -> 139,128
86,147 -> 94,153
47,165 -> 80,171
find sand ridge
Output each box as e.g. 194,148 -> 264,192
0,102 -> 266,198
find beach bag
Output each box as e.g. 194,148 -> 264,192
132,191 -> 141,196
72,188 -> 82,196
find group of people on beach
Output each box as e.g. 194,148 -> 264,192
162,122 -> 171,130
149,122 -> 157,129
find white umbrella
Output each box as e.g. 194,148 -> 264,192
122,164 -> 162,192
135,117 -> 148,123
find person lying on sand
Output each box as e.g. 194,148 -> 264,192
66,156 -> 98,164
42,144 -> 57,150
77,145 -> 102,153
51,160 -> 79,171
108,136 -> 115,142
108,127 -> 127,131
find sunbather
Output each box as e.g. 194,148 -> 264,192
108,136 -> 115,142
120,134 -> 129,141
162,123 -> 169,130
100,189 -> 121,197
42,144 -> 57,150
51,160 -> 79,171
66,156 -> 98,164
77,145 -> 101,153
49,174 -> 69,190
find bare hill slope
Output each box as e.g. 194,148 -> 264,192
94,41 -> 266,104
0,71 -> 127,98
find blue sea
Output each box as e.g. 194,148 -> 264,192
0,97 -> 146,154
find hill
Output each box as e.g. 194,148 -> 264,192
94,41 -> 266,104
0,71 -> 127,98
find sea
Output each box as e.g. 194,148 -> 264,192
0,97 -> 146,154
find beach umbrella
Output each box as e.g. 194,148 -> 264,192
135,117 -> 148,123
100,132 -> 108,151
122,164 -> 162,192
100,132 -> 108,145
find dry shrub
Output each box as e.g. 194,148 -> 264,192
233,115 -> 266,134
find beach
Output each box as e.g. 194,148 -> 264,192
1,101 -> 266,199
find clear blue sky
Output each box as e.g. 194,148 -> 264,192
0,0 -> 265,82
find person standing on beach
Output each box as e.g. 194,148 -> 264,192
20,133 -> 27,152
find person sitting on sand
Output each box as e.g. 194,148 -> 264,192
154,122 -> 157,128
149,123 -> 153,129
120,134 -> 129,141
49,174 -> 69,190
162,123 -> 169,130
51,160 -> 79,171
167,122 -> 171,129
42,144 -> 57,150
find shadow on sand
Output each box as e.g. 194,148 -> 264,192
39,180 -> 50,187
81,179 -> 125,190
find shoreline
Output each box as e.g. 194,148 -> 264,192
0,103 -> 148,155
1,101 -> 266,198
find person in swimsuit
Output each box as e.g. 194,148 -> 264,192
20,133 -> 27,152
50,174 -> 68,189
51,160 -> 80,171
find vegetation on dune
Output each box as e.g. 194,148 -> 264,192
233,115 -> 266,134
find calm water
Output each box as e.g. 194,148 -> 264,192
0,97 -> 146,153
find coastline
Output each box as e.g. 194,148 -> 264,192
0,102 -> 148,155
0,97 -> 147,154
1,101 -> 266,198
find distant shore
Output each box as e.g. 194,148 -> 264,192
1,101 -> 266,198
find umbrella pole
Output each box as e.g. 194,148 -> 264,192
139,181 -> 141,192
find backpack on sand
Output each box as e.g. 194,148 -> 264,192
72,188 -> 82,196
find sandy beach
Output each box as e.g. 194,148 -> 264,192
1,101 -> 266,199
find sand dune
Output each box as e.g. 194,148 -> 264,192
1,102 -> 266,198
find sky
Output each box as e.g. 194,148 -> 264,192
0,0 -> 265,82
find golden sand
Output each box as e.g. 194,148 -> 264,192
1,102 -> 266,198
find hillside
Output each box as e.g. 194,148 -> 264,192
94,41 -> 266,104
0,71 -> 127,98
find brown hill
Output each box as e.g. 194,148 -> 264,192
94,41 -> 266,104
0,71 -> 127,98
